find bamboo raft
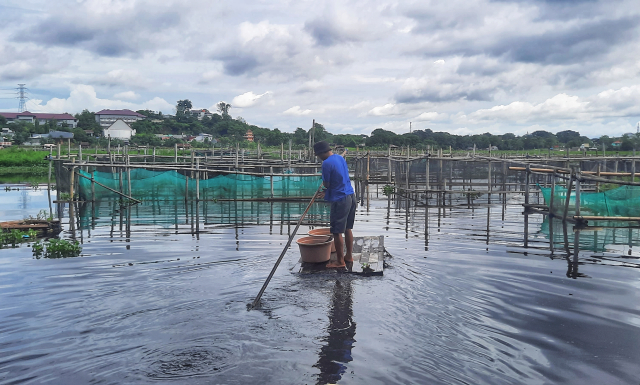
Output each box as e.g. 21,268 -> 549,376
0,219 -> 62,235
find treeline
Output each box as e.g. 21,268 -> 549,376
3,103 -> 638,151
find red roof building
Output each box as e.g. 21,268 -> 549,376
95,109 -> 147,127
0,111 -> 78,128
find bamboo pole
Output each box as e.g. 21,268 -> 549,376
74,171 -> 141,203
47,148 -> 53,217
562,172 -> 574,221
249,184 -> 324,310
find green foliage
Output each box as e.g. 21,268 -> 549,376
216,102 -> 231,119
0,229 -> 37,248
0,148 -> 49,167
32,238 -> 82,259
26,209 -> 52,221
382,185 -> 395,196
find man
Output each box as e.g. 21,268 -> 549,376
314,141 -> 356,268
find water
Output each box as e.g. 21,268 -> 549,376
1,186 -> 640,384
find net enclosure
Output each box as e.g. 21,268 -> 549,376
78,169 -> 322,201
540,185 -> 640,217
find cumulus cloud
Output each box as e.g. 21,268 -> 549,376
283,106 -> 312,116
232,91 -> 271,108
1,0 -> 640,138
27,84 -> 173,114
113,91 -> 140,100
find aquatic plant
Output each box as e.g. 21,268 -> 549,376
382,185 -> 395,196
32,239 -> 82,259
0,229 -> 37,248
26,209 -> 52,221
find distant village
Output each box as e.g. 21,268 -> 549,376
0,108 -> 253,149
1,105 -> 639,152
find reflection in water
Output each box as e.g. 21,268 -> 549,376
75,198 -> 330,234
314,278 -> 355,385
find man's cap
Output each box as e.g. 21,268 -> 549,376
314,141 -> 331,155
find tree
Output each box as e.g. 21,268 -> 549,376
176,100 -> 192,115
217,102 -> 231,119
556,130 -> 581,144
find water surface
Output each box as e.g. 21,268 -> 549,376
1,187 -> 639,384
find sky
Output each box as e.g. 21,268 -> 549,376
1,0 -> 640,138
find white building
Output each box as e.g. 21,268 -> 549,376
194,133 -> 214,142
95,109 -> 146,128
103,120 -> 136,140
188,109 -> 213,120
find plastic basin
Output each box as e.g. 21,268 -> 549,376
297,236 -> 332,263
308,228 -> 336,252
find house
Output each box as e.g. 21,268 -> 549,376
1,127 -> 14,137
194,133 -> 213,142
94,109 -> 146,128
188,109 -> 213,120
612,141 -> 622,148
0,111 -> 78,128
177,143 -> 191,149
103,119 -> 136,140
84,130 -> 94,137
49,131 -> 74,141
244,129 -> 254,142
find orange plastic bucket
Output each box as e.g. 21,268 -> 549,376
308,228 -> 336,252
297,236 -> 333,263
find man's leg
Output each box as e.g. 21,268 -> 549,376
344,229 -> 353,262
328,233 -> 345,267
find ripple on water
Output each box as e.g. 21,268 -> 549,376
143,345 -> 233,380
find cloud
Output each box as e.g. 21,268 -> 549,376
14,0 -> 182,57
94,69 -> 152,88
232,91 -> 271,108
210,20 -> 353,79
297,80 -> 325,93
27,84 -> 173,114
0,44 -> 62,81
283,106 -> 312,116
395,77 -> 497,103
468,93 -> 589,122
368,103 -> 403,116
113,91 -> 140,100
414,112 -> 448,122
304,6 -> 375,47
404,0 -> 640,65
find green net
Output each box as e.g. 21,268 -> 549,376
539,185 -> 640,217
78,169 -> 322,200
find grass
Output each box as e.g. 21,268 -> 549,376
0,148 -> 50,167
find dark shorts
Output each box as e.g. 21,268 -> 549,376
330,193 -> 356,234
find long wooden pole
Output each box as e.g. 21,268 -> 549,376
74,171 -> 142,203
249,184 -> 323,309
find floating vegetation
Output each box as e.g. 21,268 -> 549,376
382,185 -> 395,196
0,229 -> 37,248
32,239 -> 82,259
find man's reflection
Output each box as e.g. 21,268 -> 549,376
315,278 -> 356,385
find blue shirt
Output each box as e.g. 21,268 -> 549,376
321,154 -> 354,202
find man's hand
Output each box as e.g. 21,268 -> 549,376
316,190 -> 326,199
